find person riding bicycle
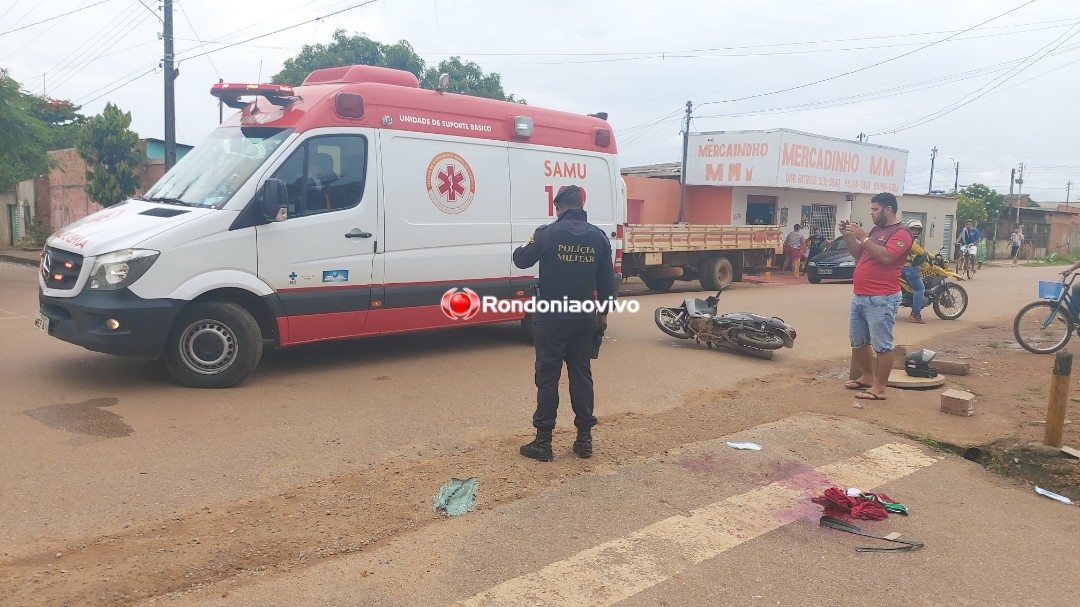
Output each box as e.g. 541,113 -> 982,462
902,220 -> 929,323
1062,258 -> 1080,317
955,220 -> 981,274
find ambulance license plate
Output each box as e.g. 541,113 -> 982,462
817,268 -> 833,275
34,312 -> 50,334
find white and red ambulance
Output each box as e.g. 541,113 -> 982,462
36,65 -> 622,387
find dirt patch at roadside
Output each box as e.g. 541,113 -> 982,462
1,320 -> 1076,605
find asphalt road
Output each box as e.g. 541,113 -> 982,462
1,260 -> 1076,606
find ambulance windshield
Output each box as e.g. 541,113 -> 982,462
142,127 -> 291,209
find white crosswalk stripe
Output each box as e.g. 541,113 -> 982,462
456,443 -> 938,607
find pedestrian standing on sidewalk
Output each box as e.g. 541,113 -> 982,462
512,185 -> 615,462
783,224 -> 806,277
1010,227 -> 1025,266
840,192 -> 913,401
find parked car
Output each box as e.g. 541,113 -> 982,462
805,237 -> 856,283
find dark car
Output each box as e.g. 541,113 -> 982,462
805,237 -> 856,283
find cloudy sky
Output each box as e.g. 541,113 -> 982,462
2,0 -> 1077,200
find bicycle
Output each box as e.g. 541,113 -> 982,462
956,243 -> 976,280
1013,273 -> 1079,354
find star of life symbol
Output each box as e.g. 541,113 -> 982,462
426,152 -> 475,214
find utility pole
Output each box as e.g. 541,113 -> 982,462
163,0 -> 178,170
1015,162 -> 1024,227
953,161 -> 959,193
928,146 -> 938,194
676,100 -> 692,225
1067,181 -> 1073,254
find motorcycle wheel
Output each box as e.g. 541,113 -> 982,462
932,283 -> 968,320
732,330 -> 786,350
654,307 -> 693,339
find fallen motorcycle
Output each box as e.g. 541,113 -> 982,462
654,286 -> 796,354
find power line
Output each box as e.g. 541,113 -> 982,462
418,17 -> 1080,59
694,0 -> 1038,110
174,0 -> 383,64
692,42 -> 1080,121
0,0 -> 114,37
177,3 -> 219,79
870,21 -> 1080,135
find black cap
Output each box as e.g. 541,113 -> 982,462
553,185 -> 583,207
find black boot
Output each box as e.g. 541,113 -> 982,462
572,427 -> 593,459
520,428 -> 553,461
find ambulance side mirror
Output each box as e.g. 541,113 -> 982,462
261,178 -> 289,222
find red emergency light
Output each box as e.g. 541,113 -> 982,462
210,82 -> 297,109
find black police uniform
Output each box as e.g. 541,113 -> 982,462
513,190 -> 615,432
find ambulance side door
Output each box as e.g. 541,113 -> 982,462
255,130 -> 380,344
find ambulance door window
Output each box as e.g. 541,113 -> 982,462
271,135 -> 368,218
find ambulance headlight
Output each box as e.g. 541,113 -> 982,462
88,249 -> 160,290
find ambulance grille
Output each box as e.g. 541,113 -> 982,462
40,246 -> 82,291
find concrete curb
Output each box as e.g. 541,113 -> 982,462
0,254 -> 39,267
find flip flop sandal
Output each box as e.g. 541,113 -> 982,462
855,391 -> 887,401
844,380 -> 871,390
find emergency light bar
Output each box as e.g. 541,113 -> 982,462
210,83 -> 297,109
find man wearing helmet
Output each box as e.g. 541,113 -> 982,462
902,220 -> 928,323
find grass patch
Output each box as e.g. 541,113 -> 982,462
987,341 -> 1001,349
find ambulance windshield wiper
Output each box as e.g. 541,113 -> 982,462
141,196 -> 195,207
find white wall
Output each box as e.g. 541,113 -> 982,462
732,187 -> 850,237
851,193 -> 958,255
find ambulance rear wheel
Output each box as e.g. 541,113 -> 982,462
163,302 -> 263,388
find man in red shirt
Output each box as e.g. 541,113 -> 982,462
839,192 -> 912,401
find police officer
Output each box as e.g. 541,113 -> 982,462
513,185 -> 615,461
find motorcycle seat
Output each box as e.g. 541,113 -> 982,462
685,298 -> 714,317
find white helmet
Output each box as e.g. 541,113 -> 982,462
907,219 -> 923,232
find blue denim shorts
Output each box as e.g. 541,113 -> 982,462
849,293 -> 901,353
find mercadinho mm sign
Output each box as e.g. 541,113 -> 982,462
685,129 -> 908,196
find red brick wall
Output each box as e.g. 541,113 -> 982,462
45,149 -> 101,233
42,149 -> 168,233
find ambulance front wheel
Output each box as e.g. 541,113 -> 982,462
163,302 -> 263,388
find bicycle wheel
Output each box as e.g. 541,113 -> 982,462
1014,301 -> 1074,354
964,255 -> 974,280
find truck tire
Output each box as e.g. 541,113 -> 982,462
163,302 -> 263,388
699,257 -> 733,291
642,276 -> 675,291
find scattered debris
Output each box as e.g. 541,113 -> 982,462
853,401 -> 863,409
1035,486 -> 1075,505
433,477 -> 480,516
819,516 -> 924,552
940,389 -> 975,416
1060,446 -> 1080,459
725,441 -> 762,451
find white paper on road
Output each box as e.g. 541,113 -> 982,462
1035,486 -> 1075,505
725,441 -> 762,450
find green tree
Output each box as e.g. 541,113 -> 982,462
271,31 -> 518,101
421,57 -> 524,103
75,103 -> 140,208
955,193 -> 988,225
0,69 -> 50,191
957,183 -> 1005,222
27,95 -> 86,150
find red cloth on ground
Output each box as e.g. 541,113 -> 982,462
812,487 -> 889,521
